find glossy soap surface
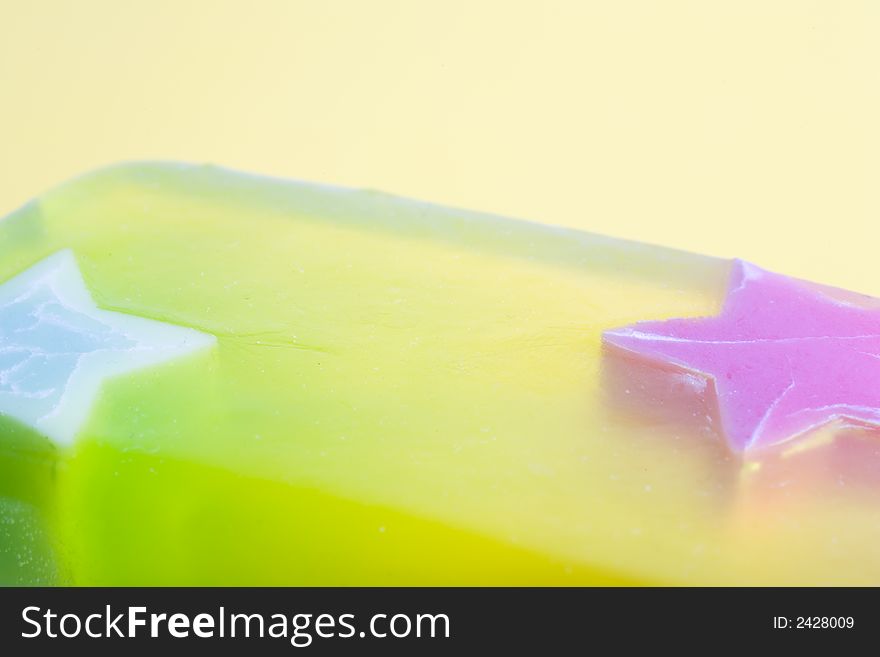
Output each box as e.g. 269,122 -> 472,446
1,163 -> 878,585
605,260 -> 880,452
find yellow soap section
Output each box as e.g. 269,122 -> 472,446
1,163 -> 878,585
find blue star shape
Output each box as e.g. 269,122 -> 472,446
0,250 -> 215,445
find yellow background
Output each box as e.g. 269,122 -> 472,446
1,1 -> 878,293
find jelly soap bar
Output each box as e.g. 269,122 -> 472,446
1,163 -> 878,585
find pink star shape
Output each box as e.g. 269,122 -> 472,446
603,260 -> 880,451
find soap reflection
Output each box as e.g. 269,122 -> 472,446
738,425 -> 880,511
600,342 -> 880,519
601,342 -> 723,441
599,341 -> 740,514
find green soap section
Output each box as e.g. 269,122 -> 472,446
0,497 -> 57,586
0,163 -> 729,585
0,419 -> 60,585
60,441 -> 642,586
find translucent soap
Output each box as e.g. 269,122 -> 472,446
1,163 -> 878,585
